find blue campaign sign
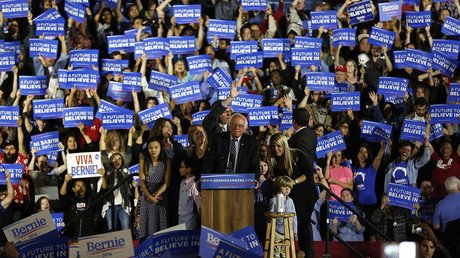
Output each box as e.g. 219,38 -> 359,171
235,51 -> 264,70
65,69 -> 100,89
63,106 -> 94,128
368,27 -> 396,48
30,131 -> 61,156
135,230 -> 200,257
385,95 -> 405,109
192,110 -> 210,125
199,227 -> 225,257
35,19 -> 65,37
328,200 -> 355,222
208,19 -> 236,39
280,111 -> 293,131
143,37 -> 170,58
29,39 -> 58,59
138,103 -> 172,128
0,106 -> 19,127
230,41 -> 259,60
334,83 -> 348,93
432,51 -> 459,78
347,0 -> 374,25
201,174 -> 256,189
291,48 -> 320,66
51,213 -> 65,232
360,120 -> 392,143
101,59 -> 129,76
404,49 -> 432,72
68,0 -> 89,7
229,93 -> 263,113
305,72 -> 335,91
57,69 -> 68,88
332,28 -> 357,47
441,17 -> 460,36
33,98 -> 64,120
316,130 -> 347,158
230,226 -> 264,257
1,0 -> 28,18
378,77 -> 409,96
96,99 -> 119,120
4,41 -> 20,63
107,34 -> 136,53
432,40 -> 460,60
241,0 -> 267,11
448,83 -> 460,102
213,239 -> 259,258
262,38 -> 291,59
169,81 -> 202,104
378,1 -> 401,22
207,68 -> 232,89
294,36 -> 322,49
247,106 -> 278,127
430,104 -> 460,124
65,1 -> 86,23
310,11 -> 337,29
69,49 -> 99,68
122,72 -> 142,92
101,109 -> 134,130
405,11 -> 431,28
107,81 -> 132,101
149,70 -> 178,91
134,42 -> 144,60
19,76 -> 47,95
104,0 -> 118,9
0,164 -> 23,185
173,5 -> 201,24
168,36 -> 196,55
33,8 -> 61,20
387,183 -> 421,210
17,231 -> 68,258
430,123 -> 444,141
393,50 -> 407,70
0,52 -> 15,72
187,55 -> 212,75
401,119 -> 426,142
175,134 -> 190,149
331,92 -> 360,112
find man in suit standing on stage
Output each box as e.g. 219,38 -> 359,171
288,108 -> 317,160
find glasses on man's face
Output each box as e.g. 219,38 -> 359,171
230,123 -> 245,129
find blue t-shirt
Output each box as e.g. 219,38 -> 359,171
391,161 -> 409,186
353,166 -> 377,205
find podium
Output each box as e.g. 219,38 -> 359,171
201,174 -> 255,234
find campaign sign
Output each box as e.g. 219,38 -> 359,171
122,72 -> 142,92
305,72 -> 335,91
33,98 -> 64,120
241,0 -> 267,11
230,226 -> 264,257
378,1 -> 401,22
2,210 -> 55,243
78,229 -> 134,257
347,0 -> 374,25
187,55 -> 212,75
201,174 -> 256,190
310,11 -> 337,29
441,17 -> 460,36
430,123 -> 444,141
29,39 -> 58,59
67,152 -> 103,179
332,28 -> 357,47
149,70 -> 178,91
65,69 -> 100,89
33,8 -> 61,21
101,59 -> 129,76
0,51 -> 16,72
65,1 -> 86,23
30,131 -> 60,156
430,104 -> 460,124
0,164 -> 23,185
247,106 -> 278,127
230,41 -> 259,60
1,0 -> 28,18
360,120 -> 392,143
63,106 -> 94,128
101,109 -> 134,130
328,200 -> 354,222
173,5 -> 201,24
208,19 -> 237,39
69,49 -> 99,68
385,95 -> 405,109
0,106 -> 19,127
143,37 -> 170,58
138,103 -> 173,128
107,34 -> 136,53
229,93 -> 263,113
387,183 -> 421,210
95,99 -> 119,119
135,230 -> 200,257
448,83 -> 460,102
192,110 -> 210,125
316,130 -> 347,158
405,11 -> 431,28
432,51 -> 459,78
378,77 -> 408,96
51,213 -> 65,232
169,81 -> 202,104
262,38 -> 291,59
134,42 -> 144,60
280,111 -> 293,131
401,119 -> 426,142
368,27 -> 396,48
235,51 -> 264,70
404,49 -> 432,72
19,76 -> 47,96
17,230 -> 67,258
331,92 -> 360,112
175,135 -> 190,149
4,41 -> 21,63
432,40 -> 460,60
393,50 -> 407,70
294,36 -> 322,49
207,68 -> 232,89
291,48 -> 320,66
168,36 -> 196,55
57,69 -> 68,88
335,83 -> 349,93
214,239 -> 258,258
34,19 -> 65,37
199,227 -> 226,257
69,0 -> 89,7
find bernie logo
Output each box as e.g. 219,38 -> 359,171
86,237 -> 126,255
11,218 -> 48,239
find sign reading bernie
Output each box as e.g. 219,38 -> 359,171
67,152 -> 104,179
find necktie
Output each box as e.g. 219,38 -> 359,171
221,124 -> 226,132
226,139 -> 238,174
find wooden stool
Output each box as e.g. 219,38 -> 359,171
264,212 -> 296,258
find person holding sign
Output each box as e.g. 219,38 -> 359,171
324,151 -> 354,200
330,188 -> 365,241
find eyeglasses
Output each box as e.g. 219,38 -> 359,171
230,123 -> 245,128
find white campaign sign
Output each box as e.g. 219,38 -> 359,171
78,229 -> 134,257
2,210 -> 56,243
67,152 -> 103,179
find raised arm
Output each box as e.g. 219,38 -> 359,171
373,141 -> 385,171
0,171 -> 14,210
9,66 -> 18,101
115,0 -> 124,23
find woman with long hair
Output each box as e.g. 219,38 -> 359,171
187,125 -> 209,180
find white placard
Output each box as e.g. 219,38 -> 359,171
78,229 -> 134,257
2,210 -> 56,243
67,152 -> 103,179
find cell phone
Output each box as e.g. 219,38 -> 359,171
411,224 -> 423,234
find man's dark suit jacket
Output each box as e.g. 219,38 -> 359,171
288,127 -> 317,160
202,102 -> 226,143
202,132 -> 260,176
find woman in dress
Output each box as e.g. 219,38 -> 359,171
187,125 -> 209,180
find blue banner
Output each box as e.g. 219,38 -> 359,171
4,41 -> 20,63
30,131 -> 61,156
280,111 -> 293,131
430,123 -> 444,141
101,109 -> 134,130
107,81 -> 132,101
360,120 -> 392,143
368,27 -> 396,48
135,230 -> 200,257
192,110 -> 210,125
432,51 -> 459,78
201,174 -> 256,189
404,49 -> 432,72
101,59 -> 129,76
138,103 -> 172,129
169,81 -> 202,104
143,37 -> 170,58
19,76 -> 47,95
213,239 -> 258,258
230,41 -> 259,60
393,50 -> 407,70
247,106 -> 278,126
134,42 -> 144,60
33,8 -> 61,20
208,19 -> 236,39
331,92 -> 360,112
0,106 -> 19,127
65,1 -> 86,23
29,39 -> 58,59
0,52 -> 15,72
173,5 -> 201,24
96,100 -> 119,120
432,40 -> 460,60
332,28 -> 357,47
235,51 -> 263,70
262,38 -> 291,59
229,226 -> 263,257
17,231 -> 68,258
328,200 -> 355,222
199,227 -> 225,257
441,17 -> 460,36
107,34 -> 136,53
227,92 -> 262,113
168,36 -> 196,55
430,104 -> 460,124
401,119 -> 426,142
175,134 -> 190,149
149,70 -> 178,92
310,11 -> 337,29
122,72 -> 142,92
347,0 -> 374,25
69,49 -> 99,68
51,213 -> 65,232
105,0 -> 118,9
187,55 -> 212,75
1,0 -> 28,18
377,77 -> 409,96
207,68 -> 232,89
241,0 -> 267,11
57,69 -> 68,88
65,69 -> 100,89
294,36 -> 322,49
385,95 -> 405,109
68,0 -> 89,7
35,19 -> 65,37
305,72 -> 335,91
405,11 -> 431,28
33,98 -> 64,120
448,83 -> 460,102
378,1 -> 401,22
0,164 -> 23,185
291,48 -> 320,66
63,106 -> 94,128
316,130 -> 346,158
387,183 -> 421,210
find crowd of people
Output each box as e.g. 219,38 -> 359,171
0,0 -> 460,257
